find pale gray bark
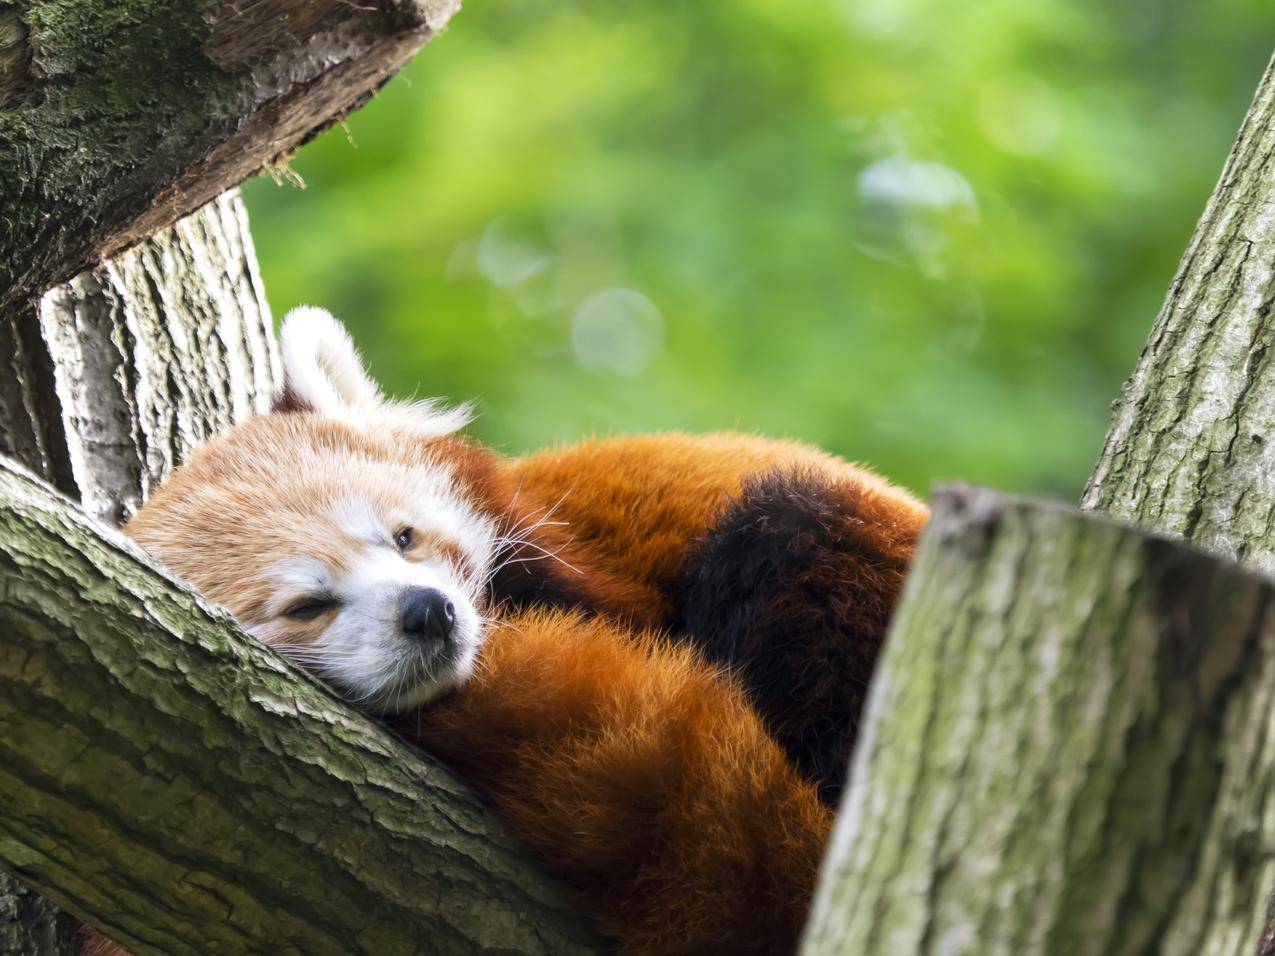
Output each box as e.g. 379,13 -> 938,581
802,486 -> 1275,956
0,456 -> 603,955
805,52 -> 1275,956
0,195 -> 276,522
1082,54 -> 1275,570
32,191 -> 278,526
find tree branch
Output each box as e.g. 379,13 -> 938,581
1082,54 -> 1275,570
0,872 -> 78,956
801,486 -> 1275,955
0,0 -> 458,312
0,455 -> 603,955
0,188 -> 281,953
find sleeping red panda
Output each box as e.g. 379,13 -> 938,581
109,308 -> 926,954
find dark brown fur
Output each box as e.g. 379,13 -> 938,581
491,434 -> 928,803
676,467 -> 923,803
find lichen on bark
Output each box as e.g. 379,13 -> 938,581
802,486 -> 1275,956
0,0 -> 458,312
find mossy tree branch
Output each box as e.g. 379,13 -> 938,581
0,455 -> 603,955
0,189 -> 281,952
801,486 -> 1275,955
0,0 -> 458,314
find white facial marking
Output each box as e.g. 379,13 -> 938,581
332,497 -> 390,547
257,495 -> 498,714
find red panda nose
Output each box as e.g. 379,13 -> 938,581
400,587 -> 456,643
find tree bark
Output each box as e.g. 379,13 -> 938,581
0,189 -> 279,952
1076,51 -> 1275,956
1,190 -> 278,526
0,872 -> 79,956
801,485 -> 1275,956
0,455 -> 603,955
805,52 -> 1275,956
0,0 -> 458,313
1081,54 -> 1275,571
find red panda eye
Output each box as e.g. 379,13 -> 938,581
394,527 -> 415,552
283,597 -> 339,621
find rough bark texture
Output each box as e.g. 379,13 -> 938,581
0,872 -> 79,955
0,0 -> 458,313
1082,54 -> 1275,571
0,457 -> 604,955
801,485 -> 1275,956
0,190 -> 277,952
0,191 -> 278,523
34,191 -> 277,525
0,189 -> 279,954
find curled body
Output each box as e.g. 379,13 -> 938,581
494,433 -> 927,803
404,610 -> 832,954
111,308 -> 925,953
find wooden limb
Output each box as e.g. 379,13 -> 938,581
0,456 -> 604,955
0,0 -> 458,311
1082,54 -> 1275,571
802,486 -> 1275,956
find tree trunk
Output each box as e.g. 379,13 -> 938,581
1,190 -> 278,525
801,486 -> 1275,956
1082,54 -> 1275,570
0,0 -> 457,314
1081,51 -> 1275,956
805,52 -> 1275,956
0,189 -> 278,952
0,456 -> 602,955
0,873 -> 79,956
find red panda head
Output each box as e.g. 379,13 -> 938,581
125,308 -> 505,713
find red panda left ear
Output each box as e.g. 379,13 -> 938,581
271,384 -> 314,415
276,306 -> 471,436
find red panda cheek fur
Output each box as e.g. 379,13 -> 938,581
402,608 -> 832,956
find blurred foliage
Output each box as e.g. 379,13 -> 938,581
243,0 -> 1275,498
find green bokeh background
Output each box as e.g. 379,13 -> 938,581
242,1 -> 1275,500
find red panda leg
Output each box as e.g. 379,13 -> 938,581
402,608 -> 832,956
675,467 -> 925,805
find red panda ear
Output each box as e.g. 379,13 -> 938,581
276,306 -> 472,437
271,385 -> 315,415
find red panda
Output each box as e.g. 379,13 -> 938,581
107,308 -> 926,954
491,431 -> 927,805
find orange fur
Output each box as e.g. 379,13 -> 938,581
113,413 -> 918,954
494,432 -> 926,628
401,608 -> 832,955
82,310 -> 929,954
